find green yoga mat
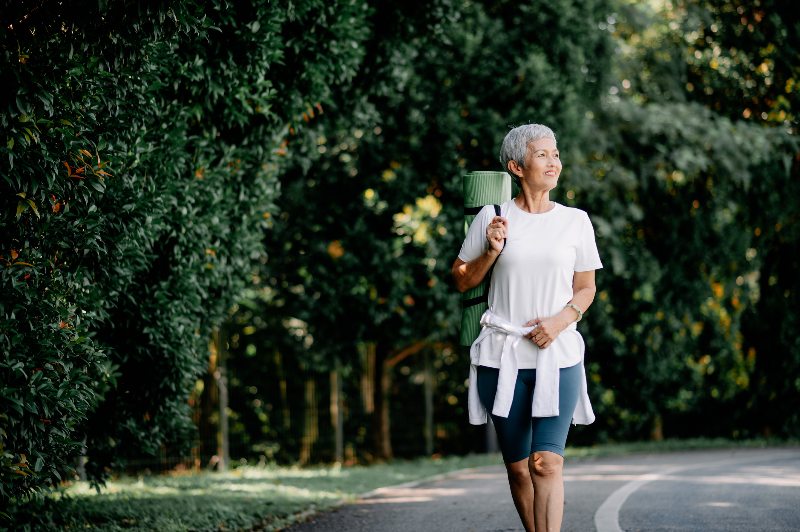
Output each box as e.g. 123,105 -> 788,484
459,171 -> 513,347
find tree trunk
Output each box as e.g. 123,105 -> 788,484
378,359 -> 393,459
373,341 -> 433,460
361,342 -> 375,414
651,413 -> 664,441
423,349 -> 434,456
370,342 -> 393,460
212,327 -> 230,471
330,361 -> 344,463
197,332 -> 220,468
274,350 -> 291,433
299,377 -> 318,465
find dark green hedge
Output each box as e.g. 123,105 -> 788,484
1,0 -> 369,503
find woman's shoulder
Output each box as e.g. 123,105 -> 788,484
499,199 -> 516,215
556,203 -> 593,221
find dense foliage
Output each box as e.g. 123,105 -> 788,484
223,0 -> 615,460
1,0 -> 369,503
591,0 -> 799,439
224,0 -> 798,461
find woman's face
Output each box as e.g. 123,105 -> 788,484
519,137 -> 561,191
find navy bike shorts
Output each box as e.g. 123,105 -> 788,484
477,363 -> 581,463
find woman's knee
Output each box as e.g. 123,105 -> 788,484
505,458 -> 532,485
531,451 -> 564,478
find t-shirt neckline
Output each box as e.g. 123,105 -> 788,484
510,198 -> 560,217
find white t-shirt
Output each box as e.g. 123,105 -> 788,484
458,199 -> 603,369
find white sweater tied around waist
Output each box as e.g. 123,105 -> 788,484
468,309 -> 595,426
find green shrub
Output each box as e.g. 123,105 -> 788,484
1,0 -> 370,505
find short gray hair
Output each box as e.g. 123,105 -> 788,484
499,124 -> 557,179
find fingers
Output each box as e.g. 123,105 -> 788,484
527,319 -> 553,348
487,226 -> 504,245
486,217 -> 508,236
486,227 -> 506,239
531,331 -> 551,349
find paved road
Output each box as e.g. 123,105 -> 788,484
286,448 -> 800,531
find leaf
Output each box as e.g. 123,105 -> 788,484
16,201 -> 27,219
88,179 -> 106,193
6,397 -> 23,415
6,138 -> 13,150
26,199 -> 40,218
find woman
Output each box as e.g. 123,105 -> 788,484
451,124 -> 602,532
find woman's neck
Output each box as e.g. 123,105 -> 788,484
515,191 -> 554,214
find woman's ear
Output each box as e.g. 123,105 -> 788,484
507,160 -> 523,177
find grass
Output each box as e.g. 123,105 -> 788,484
11,453 -> 501,531
564,436 -> 798,459
10,438 -> 796,531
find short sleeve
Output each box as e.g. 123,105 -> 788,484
575,212 -> 603,272
457,205 -> 493,262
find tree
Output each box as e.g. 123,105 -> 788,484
1,0 -> 370,504
225,0 -> 616,460
670,0 -> 800,436
570,0 -> 799,440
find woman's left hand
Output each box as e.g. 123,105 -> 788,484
524,316 -> 566,349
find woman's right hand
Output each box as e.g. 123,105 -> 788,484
452,214 -> 508,292
486,216 -> 508,254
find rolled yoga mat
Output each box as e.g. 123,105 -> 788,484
459,170 -> 513,347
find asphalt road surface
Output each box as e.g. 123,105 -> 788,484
287,447 -> 800,532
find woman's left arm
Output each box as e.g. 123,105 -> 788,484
525,270 -> 597,348
564,270 -> 597,323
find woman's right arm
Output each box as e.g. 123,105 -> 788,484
451,250 -> 500,293
451,214 -> 507,293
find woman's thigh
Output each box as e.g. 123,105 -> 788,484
530,363 -> 582,456
477,366 -> 535,463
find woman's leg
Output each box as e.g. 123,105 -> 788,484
477,366 -> 536,531
530,451 -> 565,532
529,363 -> 582,532
506,458 -> 535,532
